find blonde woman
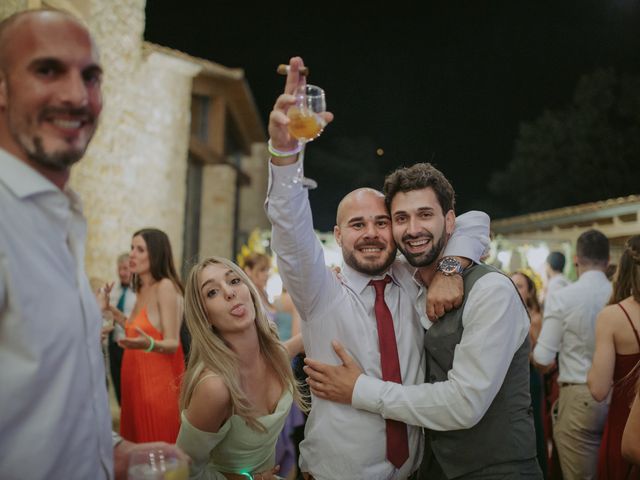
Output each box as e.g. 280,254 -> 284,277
177,256 -> 305,480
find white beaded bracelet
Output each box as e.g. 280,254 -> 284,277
268,139 -> 303,158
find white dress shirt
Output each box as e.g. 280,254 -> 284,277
352,271 -> 530,431
266,160 -> 489,480
0,149 -> 113,480
546,274 -> 570,295
533,270 -> 611,384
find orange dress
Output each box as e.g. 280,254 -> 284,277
119,307 -> 184,443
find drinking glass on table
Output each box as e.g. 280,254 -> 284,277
128,444 -> 188,480
286,84 -> 327,189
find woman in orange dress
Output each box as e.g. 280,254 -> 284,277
110,228 -> 185,443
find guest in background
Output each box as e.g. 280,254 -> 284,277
511,270 -> 547,478
242,252 -> 276,319
176,256 -> 306,480
544,251 -> 570,301
533,229 -> 611,480
109,228 -> 185,443
242,252 -> 304,479
588,235 -> 640,479
541,251 -> 572,480
108,253 -> 136,405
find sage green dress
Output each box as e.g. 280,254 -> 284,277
177,389 -> 293,479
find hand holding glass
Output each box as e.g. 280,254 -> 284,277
127,445 -> 188,480
286,84 -> 326,189
287,84 -> 326,142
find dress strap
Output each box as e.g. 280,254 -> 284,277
618,303 -> 640,349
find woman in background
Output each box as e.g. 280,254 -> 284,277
588,235 -> 640,479
177,256 -> 306,479
243,252 -> 304,479
511,270 -> 547,478
110,228 -> 185,443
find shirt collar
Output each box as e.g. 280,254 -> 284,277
578,269 -> 608,282
0,147 -> 84,214
340,261 -> 400,295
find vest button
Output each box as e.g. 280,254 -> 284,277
430,375 -> 437,382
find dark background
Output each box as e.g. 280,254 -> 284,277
145,1 -> 640,231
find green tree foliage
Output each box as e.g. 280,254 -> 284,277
490,68 -> 640,214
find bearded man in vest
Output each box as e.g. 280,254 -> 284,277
304,162 -> 542,479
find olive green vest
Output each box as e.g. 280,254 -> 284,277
422,263 -> 536,478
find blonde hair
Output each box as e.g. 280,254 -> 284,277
179,256 -> 307,431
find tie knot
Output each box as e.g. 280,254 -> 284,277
370,275 -> 392,294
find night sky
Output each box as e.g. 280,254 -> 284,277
145,1 -> 640,231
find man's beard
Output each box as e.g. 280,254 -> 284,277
23,135 -> 84,171
398,229 -> 447,268
9,104 -> 92,171
343,246 -> 397,276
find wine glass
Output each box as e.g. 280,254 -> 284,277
127,445 -> 188,480
287,84 -> 327,189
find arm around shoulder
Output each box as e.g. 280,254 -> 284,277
443,211 -> 491,264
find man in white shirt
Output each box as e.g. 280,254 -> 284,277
0,9 -> 183,480
267,57 -> 490,480
304,163 -> 540,479
533,230 -> 611,479
544,251 -> 570,302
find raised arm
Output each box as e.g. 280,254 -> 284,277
443,210 -> 491,263
265,57 -> 336,319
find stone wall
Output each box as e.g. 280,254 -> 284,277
199,164 -> 238,259
238,143 -> 270,246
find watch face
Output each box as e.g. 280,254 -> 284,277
439,257 -> 462,274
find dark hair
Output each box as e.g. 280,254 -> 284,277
547,251 -> 566,273
576,229 -> 609,266
132,228 -> 184,294
383,163 -> 455,214
512,271 -> 541,314
609,235 -> 640,304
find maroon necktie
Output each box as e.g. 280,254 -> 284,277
370,276 -> 409,469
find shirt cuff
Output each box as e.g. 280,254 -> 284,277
532,344 -> 555,366
352,374 -> 385,413
267,158 -> 306,197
